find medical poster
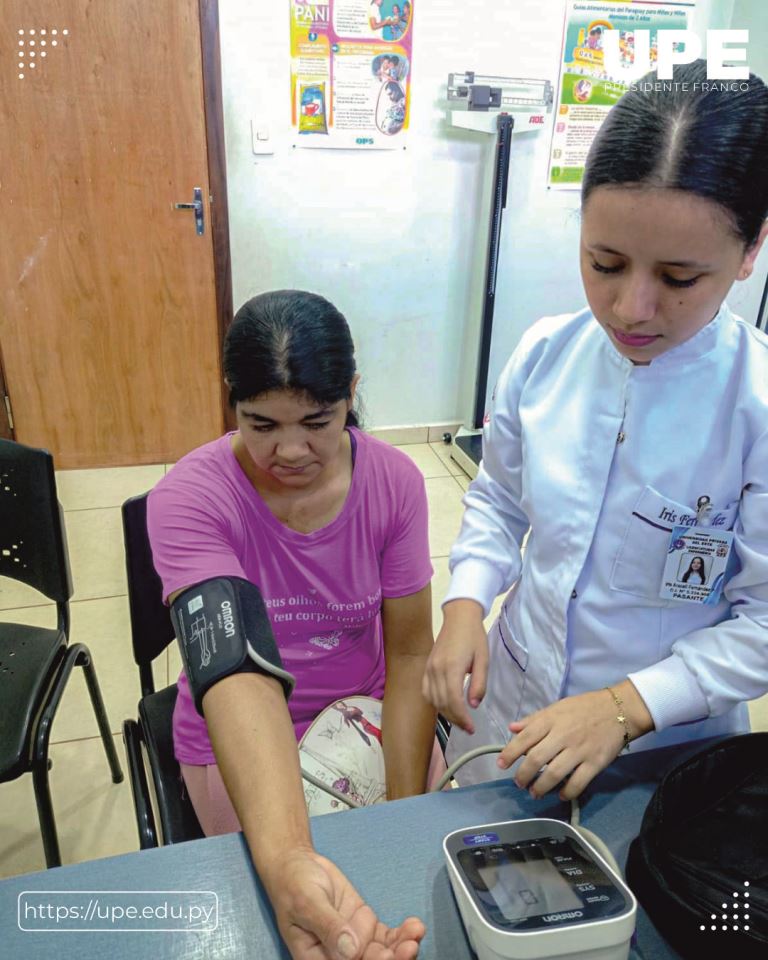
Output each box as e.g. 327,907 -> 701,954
548,0 -> 694,189
290,0 -> 414,149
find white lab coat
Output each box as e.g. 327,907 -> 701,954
445,304 -> 768,784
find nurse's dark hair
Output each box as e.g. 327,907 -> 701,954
223,290 -> 360,426
582,60 -> 768,247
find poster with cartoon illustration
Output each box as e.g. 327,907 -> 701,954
290,0 -> 414,148
548,0 -> 693,188
299,696 -> 386,815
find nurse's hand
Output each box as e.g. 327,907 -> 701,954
422,599 -> 488,733
496,682 -> 654,800
265,847 -> 425,960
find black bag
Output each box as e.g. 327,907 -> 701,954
626,733 -> 767,959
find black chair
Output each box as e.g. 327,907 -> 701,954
0,439 -> 123,868
121,493 -> 204,847
120,490 -> 451,848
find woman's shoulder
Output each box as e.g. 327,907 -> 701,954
495,307 -> 599,393
518,307 -> 596,355
348,431 -> 429,549
159,433 -> 233,479
352,429 -> 426,495
724,308 -> 768,401
728,310 -> 768,361
149,434 -> 239,510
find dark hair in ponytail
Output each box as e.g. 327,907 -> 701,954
223,290 -> 360,426
582,60 -> 768,247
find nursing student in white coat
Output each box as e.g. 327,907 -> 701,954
424,59 -> 768,797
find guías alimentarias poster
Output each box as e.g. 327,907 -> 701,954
548,0 -> 694,189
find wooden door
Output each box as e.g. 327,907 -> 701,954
0,1 -> 226,467
0,350 -> 12,441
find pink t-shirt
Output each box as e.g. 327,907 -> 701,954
147,428 -> 432,765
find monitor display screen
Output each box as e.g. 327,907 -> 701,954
478,851 -> 582,920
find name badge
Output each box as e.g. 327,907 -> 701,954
659,526 -> 733,605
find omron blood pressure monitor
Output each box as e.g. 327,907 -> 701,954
444,819 -> 637,960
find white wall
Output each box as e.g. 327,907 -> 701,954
732,0 -> 768,78
727,0 -> 768,330
220,0 -> 768,428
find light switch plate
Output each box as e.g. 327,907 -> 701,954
251,118 -> 274,155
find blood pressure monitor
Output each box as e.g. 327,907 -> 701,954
444,819 -> 637,960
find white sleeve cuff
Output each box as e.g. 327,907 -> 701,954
443,558 -> 505,619
628,655 -> 710,731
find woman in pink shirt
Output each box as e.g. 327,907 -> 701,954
148,289 -> 432,960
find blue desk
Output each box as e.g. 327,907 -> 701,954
1,742 -> 703,960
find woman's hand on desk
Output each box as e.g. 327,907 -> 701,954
422,599 -> 488,733
496,682 -> 654,800
203,675 -> 424,958
263,846 -> 425,960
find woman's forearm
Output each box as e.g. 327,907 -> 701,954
381,651 -> 436,799
202,672 -> 313,891
202,668 -> 428,960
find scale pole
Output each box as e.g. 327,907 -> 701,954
758,271 -> 768,331
472,113 -> 514,429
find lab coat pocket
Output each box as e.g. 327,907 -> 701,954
489,606 -> 529,722
611,486 -> 692,601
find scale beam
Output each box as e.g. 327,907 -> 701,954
447,71 -> 552,447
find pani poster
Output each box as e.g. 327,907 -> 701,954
548,0 -> 694,189
290,0 -> 414,149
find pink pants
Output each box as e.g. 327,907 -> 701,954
181,739 -> 449,837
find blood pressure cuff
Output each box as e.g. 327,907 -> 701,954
626,733 -> 767,959
170,576 -> 295,716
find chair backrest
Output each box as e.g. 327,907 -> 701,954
0,439 -> 72,604
122,493 -> 176,696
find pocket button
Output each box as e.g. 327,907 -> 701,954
571,589 -> 578,599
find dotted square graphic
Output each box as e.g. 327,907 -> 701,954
15,26 -> 69,79
699,881 -> 751,934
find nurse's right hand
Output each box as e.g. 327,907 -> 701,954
422,599 -> 488,733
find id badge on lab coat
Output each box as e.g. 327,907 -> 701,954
659,526 -> 734,605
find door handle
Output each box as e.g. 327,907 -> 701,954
174,187 -> 205,236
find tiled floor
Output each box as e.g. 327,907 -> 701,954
1,441 -> 767,879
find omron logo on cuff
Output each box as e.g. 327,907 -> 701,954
170,576 -> 295,714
